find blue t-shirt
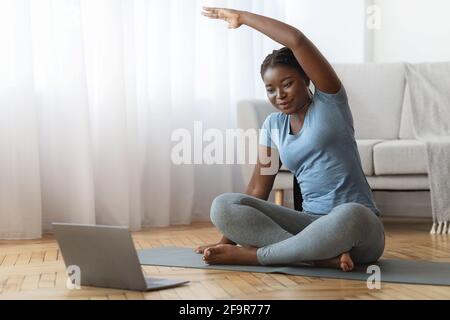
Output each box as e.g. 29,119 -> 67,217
259,85 -> 380,216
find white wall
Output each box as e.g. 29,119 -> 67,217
373,0 -> 450,62
280,0 -> 450,63
285,0 -> 368,63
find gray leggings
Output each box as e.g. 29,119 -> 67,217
210,193 -> 385,266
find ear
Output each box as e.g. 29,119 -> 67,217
303,77 -> 311,87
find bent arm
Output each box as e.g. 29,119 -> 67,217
245,146 -> 282,200
239,11 -> 341,94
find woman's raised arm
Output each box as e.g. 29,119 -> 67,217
202,7 -> 341,94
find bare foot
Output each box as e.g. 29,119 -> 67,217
203,244 -> 259,265
194,242 -> 236,254
314,252 -> 355,272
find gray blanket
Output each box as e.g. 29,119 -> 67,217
405,63 -> 450,234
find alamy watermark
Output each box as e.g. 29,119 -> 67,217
367,265 -> 381,289
171,121 -> 280,175
66,265 -> 81,290
366,4 -> 382,30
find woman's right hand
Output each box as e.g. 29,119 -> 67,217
201,7 -> 244,29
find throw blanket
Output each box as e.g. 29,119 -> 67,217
405,63 -> 450,234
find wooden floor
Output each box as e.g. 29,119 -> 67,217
1,220 -> 450,300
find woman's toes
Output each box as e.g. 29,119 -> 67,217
203,248 -> 212,258
203,244 -> 235,263
194,246 -> 203,253
204,245 -> 222,259
208,244 -> 227,255
340,253 -> 354,272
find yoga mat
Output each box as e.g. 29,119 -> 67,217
138,246 -> 450,286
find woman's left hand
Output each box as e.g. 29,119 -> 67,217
202,7 -> 243,29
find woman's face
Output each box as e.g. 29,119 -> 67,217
262,65 -> 310,115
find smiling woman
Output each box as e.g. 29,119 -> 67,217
261,64 -> 313,134
198,7 -> 384,272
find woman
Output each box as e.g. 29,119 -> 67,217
195,7 -> 385,272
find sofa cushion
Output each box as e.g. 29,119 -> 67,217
373,140 -> 428,175
367,175 -> 429,190
333,63 -> 405,140
356,139 -> 384,176
399,84 -> 416,139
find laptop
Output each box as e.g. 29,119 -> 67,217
53,223 -> 189,291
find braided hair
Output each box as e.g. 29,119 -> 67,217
260,47 -> 310,86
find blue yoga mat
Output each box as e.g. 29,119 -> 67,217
138,246 -> 450,286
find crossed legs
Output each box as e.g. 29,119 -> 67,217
203,193 -> 385,272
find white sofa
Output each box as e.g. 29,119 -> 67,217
237,63 -> 430,209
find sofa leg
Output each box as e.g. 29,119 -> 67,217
275,190 -> 284,206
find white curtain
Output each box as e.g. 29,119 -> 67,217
0,0 -> 291,239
